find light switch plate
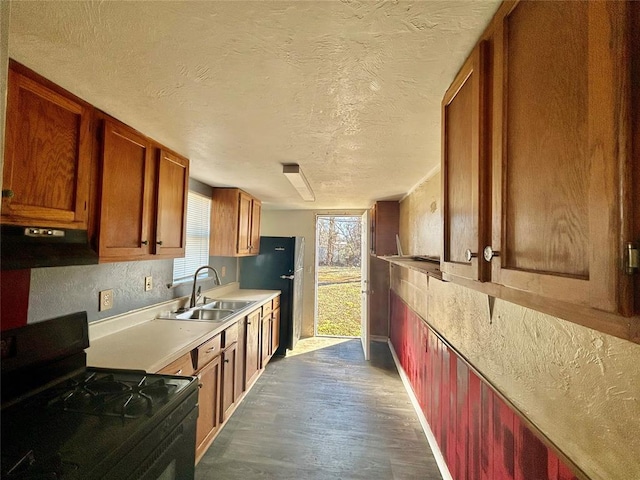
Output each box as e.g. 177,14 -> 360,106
145,276 -> 153,291
99,289 -> 113,311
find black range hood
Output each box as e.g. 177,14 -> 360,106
1,225 -> 98,270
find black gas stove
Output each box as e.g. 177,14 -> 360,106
1,312 -> 199,480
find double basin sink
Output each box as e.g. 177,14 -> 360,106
162,299 -> 256,323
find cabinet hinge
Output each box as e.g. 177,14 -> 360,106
626,242 -> 639,274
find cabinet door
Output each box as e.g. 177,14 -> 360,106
235,317 -> 247,396
237,191 -> 253,255
441,44 -> 490,282
489,0 -> 634,313
250,199 -> 261,254
271,307 -> 280,355
154,149 -> 189,257
221,343 -> 237,422
371,201 -> 400,256
245,308 -> 261,388
195,355 -> 221,457
2,68 -> 91,229
261,315 -> 271,367
98,119 -> 153,259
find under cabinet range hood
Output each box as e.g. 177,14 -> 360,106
0,225 -> 98,270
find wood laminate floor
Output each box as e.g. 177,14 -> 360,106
195,338 -> 443,480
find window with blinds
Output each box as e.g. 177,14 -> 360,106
173,191 -> 211,282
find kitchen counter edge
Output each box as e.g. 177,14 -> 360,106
86,288 -> 280,373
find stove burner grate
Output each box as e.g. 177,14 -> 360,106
49,373 -> 177,419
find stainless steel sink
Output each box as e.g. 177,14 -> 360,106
158,298 -> 256,322
201,300 -> 254,311
190,308 -> 234,320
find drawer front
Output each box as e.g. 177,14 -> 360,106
158,352 -> 194,376
196,335 -> 222,370
223,322 -> 239,348
273,295 -> 280,310
262,300 -> 273,318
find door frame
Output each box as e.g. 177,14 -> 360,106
313,213 -> 368,340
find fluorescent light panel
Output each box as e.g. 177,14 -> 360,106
283,164 -> 315,201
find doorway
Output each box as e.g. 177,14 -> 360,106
314,215 -> 363,337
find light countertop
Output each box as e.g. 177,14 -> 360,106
86,287 -> 279,373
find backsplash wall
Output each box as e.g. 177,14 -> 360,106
27,256 -> 238,324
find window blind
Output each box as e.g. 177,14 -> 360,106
173,191 -> 211,282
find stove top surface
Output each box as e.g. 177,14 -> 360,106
1,367 -> 198,479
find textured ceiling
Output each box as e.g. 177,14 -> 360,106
8,1 -> 500,210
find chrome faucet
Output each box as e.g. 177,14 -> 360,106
189,266 -> 221,308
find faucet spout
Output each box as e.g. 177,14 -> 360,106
189,265 -> 221,308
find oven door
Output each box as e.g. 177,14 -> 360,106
103,405 -> 198,480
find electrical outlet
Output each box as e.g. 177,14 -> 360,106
99,289 -> 113,311
145,276 -> 153,291
221,266 -> 226,278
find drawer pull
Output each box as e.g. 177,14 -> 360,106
224,359 -> 229,364
206,347 -> 216,353
175,369 -> 183,375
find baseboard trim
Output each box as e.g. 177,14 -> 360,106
388,339 -> 453,480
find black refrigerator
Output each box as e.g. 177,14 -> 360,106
239,236 -> 304,356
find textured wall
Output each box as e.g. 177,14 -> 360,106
397,183 -> 640,480
261,209 -> 365,338
399,171 -> 442,258
27,255 -> 238,324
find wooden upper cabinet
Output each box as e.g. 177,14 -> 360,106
98,119 -> 154,260
488,0 -> 637,315
155,149 -> 189,257
441,44 -> 489,282
210,188 -> 261,256
370,201 -> 400,256
237,191 -> 253,255
2,64 -> 92,229
250,199 -> 262,255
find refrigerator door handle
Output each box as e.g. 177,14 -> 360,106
280,274 -> 295,280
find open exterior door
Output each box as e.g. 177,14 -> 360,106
360,211 -> 370,360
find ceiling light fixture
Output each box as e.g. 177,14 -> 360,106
283,164 -> 315,201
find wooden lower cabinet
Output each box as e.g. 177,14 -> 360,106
221,342 -> 238,422
235,317 -> 247,397
245,308 -> 262,388
195,355 -> 221,460
261,314 -> 271,368
271,307 -> 280,356
159,296 -> 281,463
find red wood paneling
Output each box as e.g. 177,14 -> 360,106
515,415 -> 550,480
494,394 -> 516,479
388,291 -> 581,480
1,269 -> 30,330
447,348 -> 458,477
456,358 -> 469,480
480,383 -> 494,480
468,371 -> 482,480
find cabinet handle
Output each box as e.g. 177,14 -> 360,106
2,189 -> 14,198
224,359 -> 229,364
174,369 -> 183,375
141,240 -> 149,246
157,240 -> 163,246
247,321 -> 251,325
198,383 -> 203,389
483,246 -> 500,261
206,347 -> 216,353
464,249 -> 477,262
